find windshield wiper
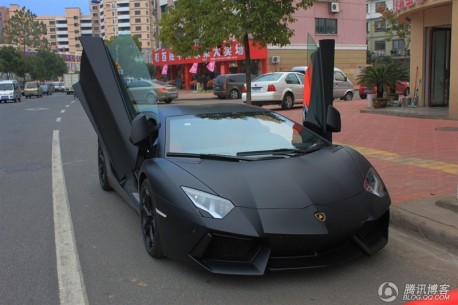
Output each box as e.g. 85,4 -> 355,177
166,152 -> 254,162
236,145 -> 322,157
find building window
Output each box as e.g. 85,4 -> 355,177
74,16 -> 78,20
75,30 -> 80,34
136,26 -> 141,31
50,34 -> 56,39
315,18 -> 337,35
51,42 -> 56,46
134,2 -> 140,7
135,18 -> 141,23
49,20 -> 55,25
375,40 -> 385,51
135,10 -> 141,15
92,6 -> 98,10
93,13 -> 98,17
392,39 -> 405,50
76,44 -> 80,48
375,1 -> 386,12
366,22 -> 369,33
50,28 -> 56,32
74,23 -> 79,26
374,20 -> 386,32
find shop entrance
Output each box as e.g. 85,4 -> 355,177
427,27 -> 451,106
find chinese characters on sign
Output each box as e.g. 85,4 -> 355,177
394,0 -> 425,12
152,40 -> 267,66
378,282 -> 451,303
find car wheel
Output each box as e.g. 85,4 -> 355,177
229,89 -> 240,99
164,99 -> 173,104
146,93 -> 156,104
97,141 -> 112,191
281,93 -> 294,110
404,88 -> 410,96
359,94 -> 367,99
343,92 -> 353,101
140,180 -> 164,259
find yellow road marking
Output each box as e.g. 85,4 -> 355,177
335,142 -> 458,175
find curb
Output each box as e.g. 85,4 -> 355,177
390,199 -> 458,255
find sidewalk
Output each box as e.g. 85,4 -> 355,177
174,92 -> 458,253
176,89 -> 216,100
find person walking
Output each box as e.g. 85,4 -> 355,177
201,74 -> 208,92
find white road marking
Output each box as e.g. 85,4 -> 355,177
52,130 -> 89,305
25,107 -> 48,111
56,118 -> 62,123
66,105 -> 70,108
60,110 -> 66,113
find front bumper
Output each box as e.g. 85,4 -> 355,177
156,192 -> 390,275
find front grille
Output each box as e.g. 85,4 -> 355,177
203,233 -> 261,262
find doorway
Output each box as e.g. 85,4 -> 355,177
427,28 -> 451,106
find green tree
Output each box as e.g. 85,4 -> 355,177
3,6 -> 48,54
105,34 -> 142,51
376,5 -> 410,61
25,50 -> 67,80
0,46 -> 25,79
159,0 -> 316,104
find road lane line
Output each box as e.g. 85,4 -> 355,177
52,130 -> 89,305
61,110 -> 66,113
56,117 -> 62,123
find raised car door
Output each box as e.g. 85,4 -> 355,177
74,36 -> 158,200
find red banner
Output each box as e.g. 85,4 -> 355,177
152,40 -> 267,66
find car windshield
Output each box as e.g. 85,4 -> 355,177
0,84 -> 13,90
166,111 -> 328,157
25,83 -> 37,88
253,73 -> 283,82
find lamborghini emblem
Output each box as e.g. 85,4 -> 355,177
315,212 -> 326,222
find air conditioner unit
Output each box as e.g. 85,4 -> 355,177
330,2 -> 340,13
271,56 -> 280,64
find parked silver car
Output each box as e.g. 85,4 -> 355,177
291,66 -> 354,101
241,72 -> 304,109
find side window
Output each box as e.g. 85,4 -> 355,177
228,76 -> 236,83
285,73 -> 300,85
334,71 -> 346,82
297,73 -> 304,83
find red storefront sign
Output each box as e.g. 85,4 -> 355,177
394,0 -> 425,12
152,40 -> 267,66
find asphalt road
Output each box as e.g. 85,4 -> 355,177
0,95 -> 457,305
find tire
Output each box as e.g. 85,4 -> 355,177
359,94 -> 367,99
97,141 -> 112,191
140,180 -> 164,259
404,88 -> 410,96
146,93 -> 156,104
164,99 -> 172,104
343,92 -> 353,101
229,89 -> 240,99
281,93 -> 294,110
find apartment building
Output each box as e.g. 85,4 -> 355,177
0,6 -> 10,40
366,0 -> 409,61
155,0 -> 368,85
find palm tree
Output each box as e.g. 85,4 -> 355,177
358,62 -> 409,98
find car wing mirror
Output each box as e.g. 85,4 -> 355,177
130,113 -> 160,146
326,105 -> 341,133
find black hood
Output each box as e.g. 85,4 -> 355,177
171,146 -> 366,209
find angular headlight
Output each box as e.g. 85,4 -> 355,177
181,186 -> 234,219
363,167 -> 385,197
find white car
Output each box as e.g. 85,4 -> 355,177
242,72 -> 304,109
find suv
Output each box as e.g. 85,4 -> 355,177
291,66 -> 354,100
213,73 -> 255,99
24,81 -> 43,99
0,80 -> 22,103
40,83 -> 53,95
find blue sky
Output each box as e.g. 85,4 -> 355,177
2,0 -> 91,16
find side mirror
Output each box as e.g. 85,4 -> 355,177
326,105 -> 341,133
130,113 -> 160,145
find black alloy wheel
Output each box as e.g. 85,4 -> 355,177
343,91 -> 353,101
97,140 -> 112,191
140,180 -> 164,258
281,93 -> 294,109
229,89 -> 240,99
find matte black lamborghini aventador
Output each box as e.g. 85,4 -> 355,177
74,36 -> 390,275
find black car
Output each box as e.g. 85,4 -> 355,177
213,73 -> 254,99
75,36 -> 390,275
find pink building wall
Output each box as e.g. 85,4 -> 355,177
290,1 -> 367,46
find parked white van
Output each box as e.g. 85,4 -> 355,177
0,80 -> 22,103
291,66 -> 354,100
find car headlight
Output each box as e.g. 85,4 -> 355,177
181,186 -> 234,219
363,167 -> 385,197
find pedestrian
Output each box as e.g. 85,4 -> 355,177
201,74 -> 208,92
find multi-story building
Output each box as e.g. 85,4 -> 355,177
0,6 -> 10,41
366,0 -> 410,62
154,0 -> 368,87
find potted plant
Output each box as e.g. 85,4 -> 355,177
358,62 -> 409,108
